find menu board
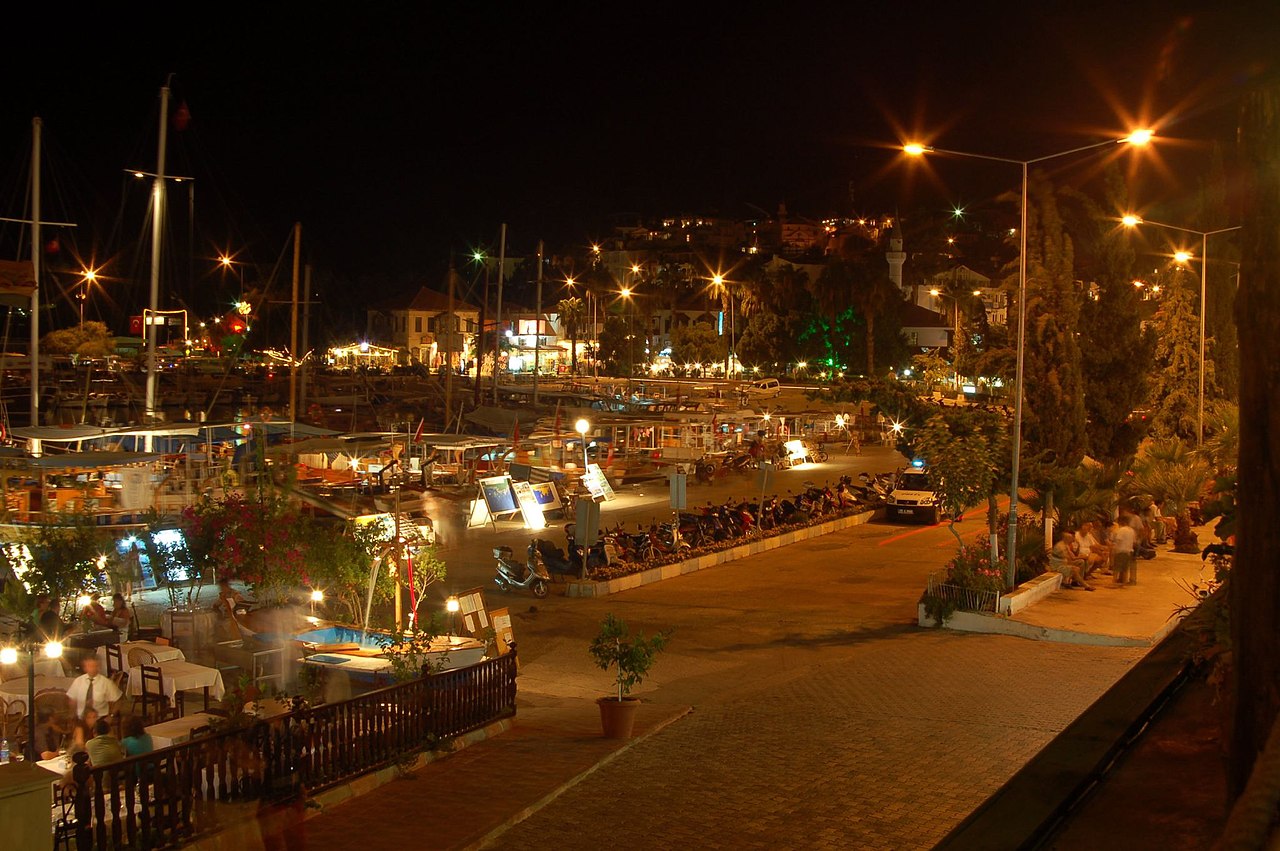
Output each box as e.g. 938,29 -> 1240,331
511,480 -> 547,530
479,475 -> 519,514
582,463 -> 616,502
456,588 -> 489,636
489,607 -> 515,656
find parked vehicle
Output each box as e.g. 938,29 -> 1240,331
493,545 -> 551,598
884,467 -> 944,524
744,378 -> 782,399
533,538 -> 583,580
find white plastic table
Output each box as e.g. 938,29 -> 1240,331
97,641 -> 185,671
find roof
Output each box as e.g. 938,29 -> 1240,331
899,303 -> 951,330
0,450 -> 164,471
372,286 -> 479,314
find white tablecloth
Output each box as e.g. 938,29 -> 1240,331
0,657 -> 65,681
127,660 -> 225,702
0,676 -> 76,714
97,641 -> 185,671
144,711 -> 217,749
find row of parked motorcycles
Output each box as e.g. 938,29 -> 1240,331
493,472 -> 897,596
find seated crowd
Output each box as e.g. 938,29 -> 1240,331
1049,504 -> 1161,592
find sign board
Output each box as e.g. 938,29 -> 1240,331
529,481 -> 562,512
456,587 -> 489,637
489,607 -> 514,656
582,463 -> 616,502
508,462 -> 531,481
668,472 -> 687,510
478,475 -> 519,515
755,461 -> 776,493
466,497 -> 493,529
511,480 -> 547,530
575,498 -> 601,547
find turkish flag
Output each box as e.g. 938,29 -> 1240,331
129,315 -> 144,335
44,236 -> 60,254
413,418 -> 425,443
173,101 -> 191,131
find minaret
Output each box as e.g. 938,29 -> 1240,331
886,222 -> 906,297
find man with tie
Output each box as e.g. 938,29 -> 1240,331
66,657 -> 122,719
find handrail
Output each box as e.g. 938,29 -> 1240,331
71,652 -> 517,849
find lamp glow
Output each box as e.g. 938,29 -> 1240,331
0,647 -> 16,665
310,589 -> 324,603
1122,214 -> 1142,227
446,596 -> 460,614
1175,250 -> 1193,264
902,143 -> 927,156
1126,129 -> 1154,146
575,418 -> 590,436
44,641 -> 63,659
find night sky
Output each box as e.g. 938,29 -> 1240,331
2,1 -> 1274,324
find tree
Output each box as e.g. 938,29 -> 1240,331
41,321 -> 113,358
668,321 -> 725,370
1228,79 -> 1280,803
1077,168 -> 1153,461
1146,265 -> 1206,442
848,259 -> 904,376
913,407 -> 1010,551
595,315 -> 630,377
1017,172 -> 1089,546
556,296 -> 587,375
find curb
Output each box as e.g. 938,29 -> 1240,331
469,704 -> 695,850
566,509 -> 877,597
917,603 -> 1186,647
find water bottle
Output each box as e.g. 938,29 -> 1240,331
0,738 -> 9,765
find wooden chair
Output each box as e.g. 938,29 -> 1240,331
52,778 -> 79,850
1,697 -> 24,742
105,643 -> 124,675
139,665 -> 180,723
34,690 -> 73,722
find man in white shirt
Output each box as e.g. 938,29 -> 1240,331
1111,516 -> 1137,586
1075,520 -> 1108,578
66,657 -> 122,719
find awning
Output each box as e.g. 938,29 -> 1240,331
0,451 -> 164,471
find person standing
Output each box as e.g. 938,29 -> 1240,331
1111,515 -> 1137,586
66,658 -> 122,719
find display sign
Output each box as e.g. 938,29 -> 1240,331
575,498 -> 601,547
582,463 -> 616,501
529,481 -> 562,512
456,587 -> 489,637
511,480 -> 547,530
490,607 -> 514,656
466,497 -> 493,529
479,475 -> 519,514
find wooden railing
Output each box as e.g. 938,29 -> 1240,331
70,652 -> 518,849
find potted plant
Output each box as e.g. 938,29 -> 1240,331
588,613 -> 670,739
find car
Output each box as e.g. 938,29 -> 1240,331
884,467 -> 944,524
744,378 -> 781,399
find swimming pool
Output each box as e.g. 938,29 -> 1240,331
293,626 -> 390,649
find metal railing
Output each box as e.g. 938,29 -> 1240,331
925,572 -> 1000,613
69,652 -> 517,849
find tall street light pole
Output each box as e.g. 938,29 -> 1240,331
620,287 -> 634,399
1121,215 -> 1241,445
904,129 -> 1153,588
712,274 -> 735,379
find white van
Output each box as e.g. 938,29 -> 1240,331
745,378 -> 781,399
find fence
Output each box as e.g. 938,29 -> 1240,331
925,572 -> 1000,614
68,652 -> 518,849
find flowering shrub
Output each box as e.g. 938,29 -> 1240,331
181,492 -> 308,604
940,541 -> 1008,596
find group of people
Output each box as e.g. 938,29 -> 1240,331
1049,505 -> 1163,592
39,656 -> 151,781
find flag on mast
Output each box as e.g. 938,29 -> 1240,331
413,417 -> 425,443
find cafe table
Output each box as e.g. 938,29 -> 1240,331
144,711 -> 218,749
97,641 -> 185,671
127,660 -> 225,710
0,676 -> 76,715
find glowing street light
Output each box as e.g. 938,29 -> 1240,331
575,418 -> 591,471
1122,213 -> 1241,444
901,129 -> 1154,587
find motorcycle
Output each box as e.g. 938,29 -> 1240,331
493,544 -> 551,598
534,538 -> 585,580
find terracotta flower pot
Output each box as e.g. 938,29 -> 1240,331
597,696 -> 641,739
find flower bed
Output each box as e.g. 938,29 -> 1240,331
919,540 -> 1009,627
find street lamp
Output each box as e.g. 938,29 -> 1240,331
711,273 -> 736,378
445,596 -> 460,635
903,129 -> 1154,587
1121,215 -> 1241,445
1,629 -> 63,761
78,268 -> 98,326
575,418 -> 591,471
619,287 -> 635,396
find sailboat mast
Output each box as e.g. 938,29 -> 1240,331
492,222 -> 506,404
144,82 -> 172,428
290,222 -> 301,423
29,118 -> 41,428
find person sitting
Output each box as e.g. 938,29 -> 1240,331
217,578 -> 254,618
82,593 -> 113,629
1050,531 -> 1095,591
108,592 -> 133,640
121,715 -> 154,758
38,709 -> 77,760
84,717 -> 126,767
35,595 -> 65,641
1074,520 -> 1108,579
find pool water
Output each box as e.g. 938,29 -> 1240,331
261,625 -> 391,650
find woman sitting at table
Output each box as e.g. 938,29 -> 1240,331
121,715 -> 154,757
108,592 -> 133,640
82,593 -> 113,629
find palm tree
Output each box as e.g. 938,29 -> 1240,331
556,296 -> 587,376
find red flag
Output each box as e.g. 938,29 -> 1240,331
553,400 -> 562,440
606,438 -> 615,466
511,418 -> 521,447
173,101 -> 191,131
44,236 -> 60,254
413,418 -> 425,443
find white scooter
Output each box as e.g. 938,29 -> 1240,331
493,545 -> 551,598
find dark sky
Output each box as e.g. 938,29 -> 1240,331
3,1 -> 1275,309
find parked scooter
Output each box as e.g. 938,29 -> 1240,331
493,544 -> 550,598
534,538 -> 584,579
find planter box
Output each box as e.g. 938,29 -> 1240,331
998,572 -> 1062,616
